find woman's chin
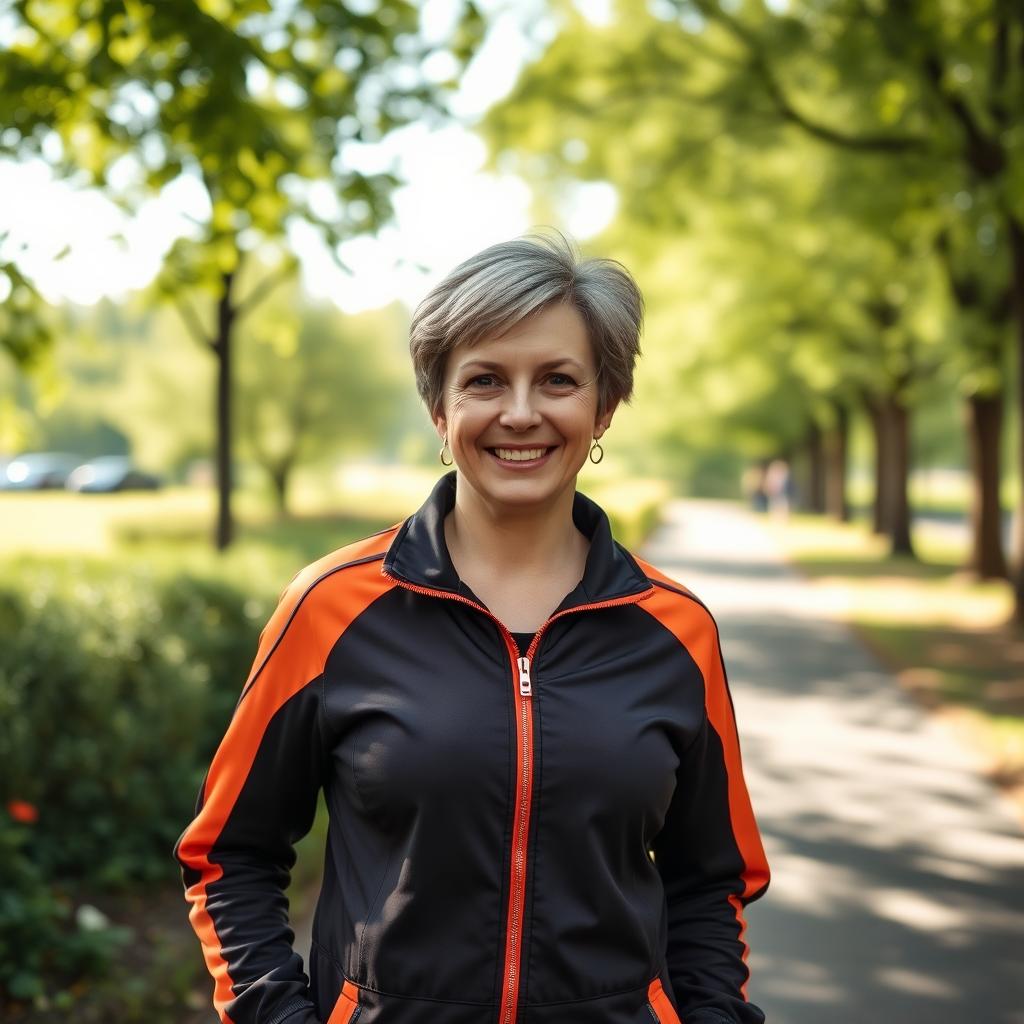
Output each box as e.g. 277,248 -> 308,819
459,452 -> 587,508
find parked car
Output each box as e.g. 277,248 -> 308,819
2,452 -> 82,490
65,456 -> 162,493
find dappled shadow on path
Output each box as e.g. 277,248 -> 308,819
747,819 -> 1024,1023
721,613 -> 1023,1023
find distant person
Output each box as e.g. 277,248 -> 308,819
742,462 -> 768,513
765,458 -> 792,520
174,231 -> 770,1024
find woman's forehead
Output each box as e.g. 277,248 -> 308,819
450,303 -> 595,370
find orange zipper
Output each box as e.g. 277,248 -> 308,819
383,568 -> 652,1024
645,976 -> 681,1023
325,980 -> 361,1024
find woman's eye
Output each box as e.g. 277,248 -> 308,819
463,372 -> 577,389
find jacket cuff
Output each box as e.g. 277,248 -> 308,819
266,996 -> 321,1024
684,1011 -> 740,1024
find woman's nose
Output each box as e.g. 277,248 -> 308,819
498,383 -> 543,429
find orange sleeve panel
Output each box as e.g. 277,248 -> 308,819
634,556 -> 770,1016
173,529 -> 398,1024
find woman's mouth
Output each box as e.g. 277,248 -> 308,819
485,446 -> 557,468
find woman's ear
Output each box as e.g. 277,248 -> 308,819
593,398 -> 619,440
433,409 -> 448,442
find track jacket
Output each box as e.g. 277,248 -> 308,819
174,471 -> 770,1024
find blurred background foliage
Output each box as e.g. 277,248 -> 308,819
485,0 -> 1022,582
1,0 -> 1022,1018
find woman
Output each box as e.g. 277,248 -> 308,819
175,232 -> 770,1024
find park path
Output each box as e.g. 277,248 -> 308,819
640,499 -> 1024,1024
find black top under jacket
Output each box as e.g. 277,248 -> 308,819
174,471 -> 770,1024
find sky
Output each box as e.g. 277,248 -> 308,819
0,0 -> 618,314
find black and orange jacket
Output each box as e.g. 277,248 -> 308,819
174,471 -> 770,1024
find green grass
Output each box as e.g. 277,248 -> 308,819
114,511 -> 395,590
2,464 -> 668,570
846,469 -> 1018,518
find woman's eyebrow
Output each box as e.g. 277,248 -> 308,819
458,358 -> 585,373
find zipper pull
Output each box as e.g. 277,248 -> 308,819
517,656 -> 532,696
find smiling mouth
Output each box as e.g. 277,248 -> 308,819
486,446 -> 557,463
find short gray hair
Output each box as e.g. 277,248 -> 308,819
409,230 -> 644,418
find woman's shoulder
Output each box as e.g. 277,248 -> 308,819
275,520 -> 404,616
245,521 -> 406,684
626,556 -> 731,690
629,552 -> 719,635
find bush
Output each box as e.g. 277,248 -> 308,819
0,562 -> 273,1000
588,478 -> 669,550
0,817 -> 132,1004
0,568 -> 271,886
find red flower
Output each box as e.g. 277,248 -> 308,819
7,800 -> 38,824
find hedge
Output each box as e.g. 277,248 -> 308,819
0,562 -> 273,1003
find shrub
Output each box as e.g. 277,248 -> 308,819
588,478 -> 669,550
0,794 -> 133,1004
0,568 -> 271,886
0,562 -> 272,1001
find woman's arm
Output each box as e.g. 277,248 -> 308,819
649,602 -> 771,1024
173,583 -> 329,1024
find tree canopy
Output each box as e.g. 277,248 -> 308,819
484,0 -> 1020,584
0,0 -> 484,545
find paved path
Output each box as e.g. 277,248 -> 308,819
641,500 -> 1024,1024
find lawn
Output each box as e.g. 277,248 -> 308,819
1,462 -> 666,564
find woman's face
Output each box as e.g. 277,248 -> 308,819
434,301 -> 617,514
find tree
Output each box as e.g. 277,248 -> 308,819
676,0 -> 1020,581
0,253 -> 52,370
1,294 -> 216,471
0,0 -> 484,547
933,213 -> 1012,579
707,195 -> 946,554
483,0 -> 1019,598
236,288 -> 408,515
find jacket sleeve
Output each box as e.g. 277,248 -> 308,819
650,611 -> 770,1024
173,581 -> 328,1024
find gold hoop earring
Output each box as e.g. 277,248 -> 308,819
440,435 -> 454,466
589,439 -> 604,464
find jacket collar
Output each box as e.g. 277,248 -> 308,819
382,471 -> 653,611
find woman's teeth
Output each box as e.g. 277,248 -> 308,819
494,447 -> 548,461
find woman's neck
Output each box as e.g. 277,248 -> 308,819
443,475 -> 588,579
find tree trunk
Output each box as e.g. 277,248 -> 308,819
866,397 -> 890,535
806,422 -> 826,514
964,392 -> 1009,579
270,458 -> 293,519
214,271 -> 236,551
1008,215 -> 1024,623
881,393 -> 914,557
825,401 -> 849,522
